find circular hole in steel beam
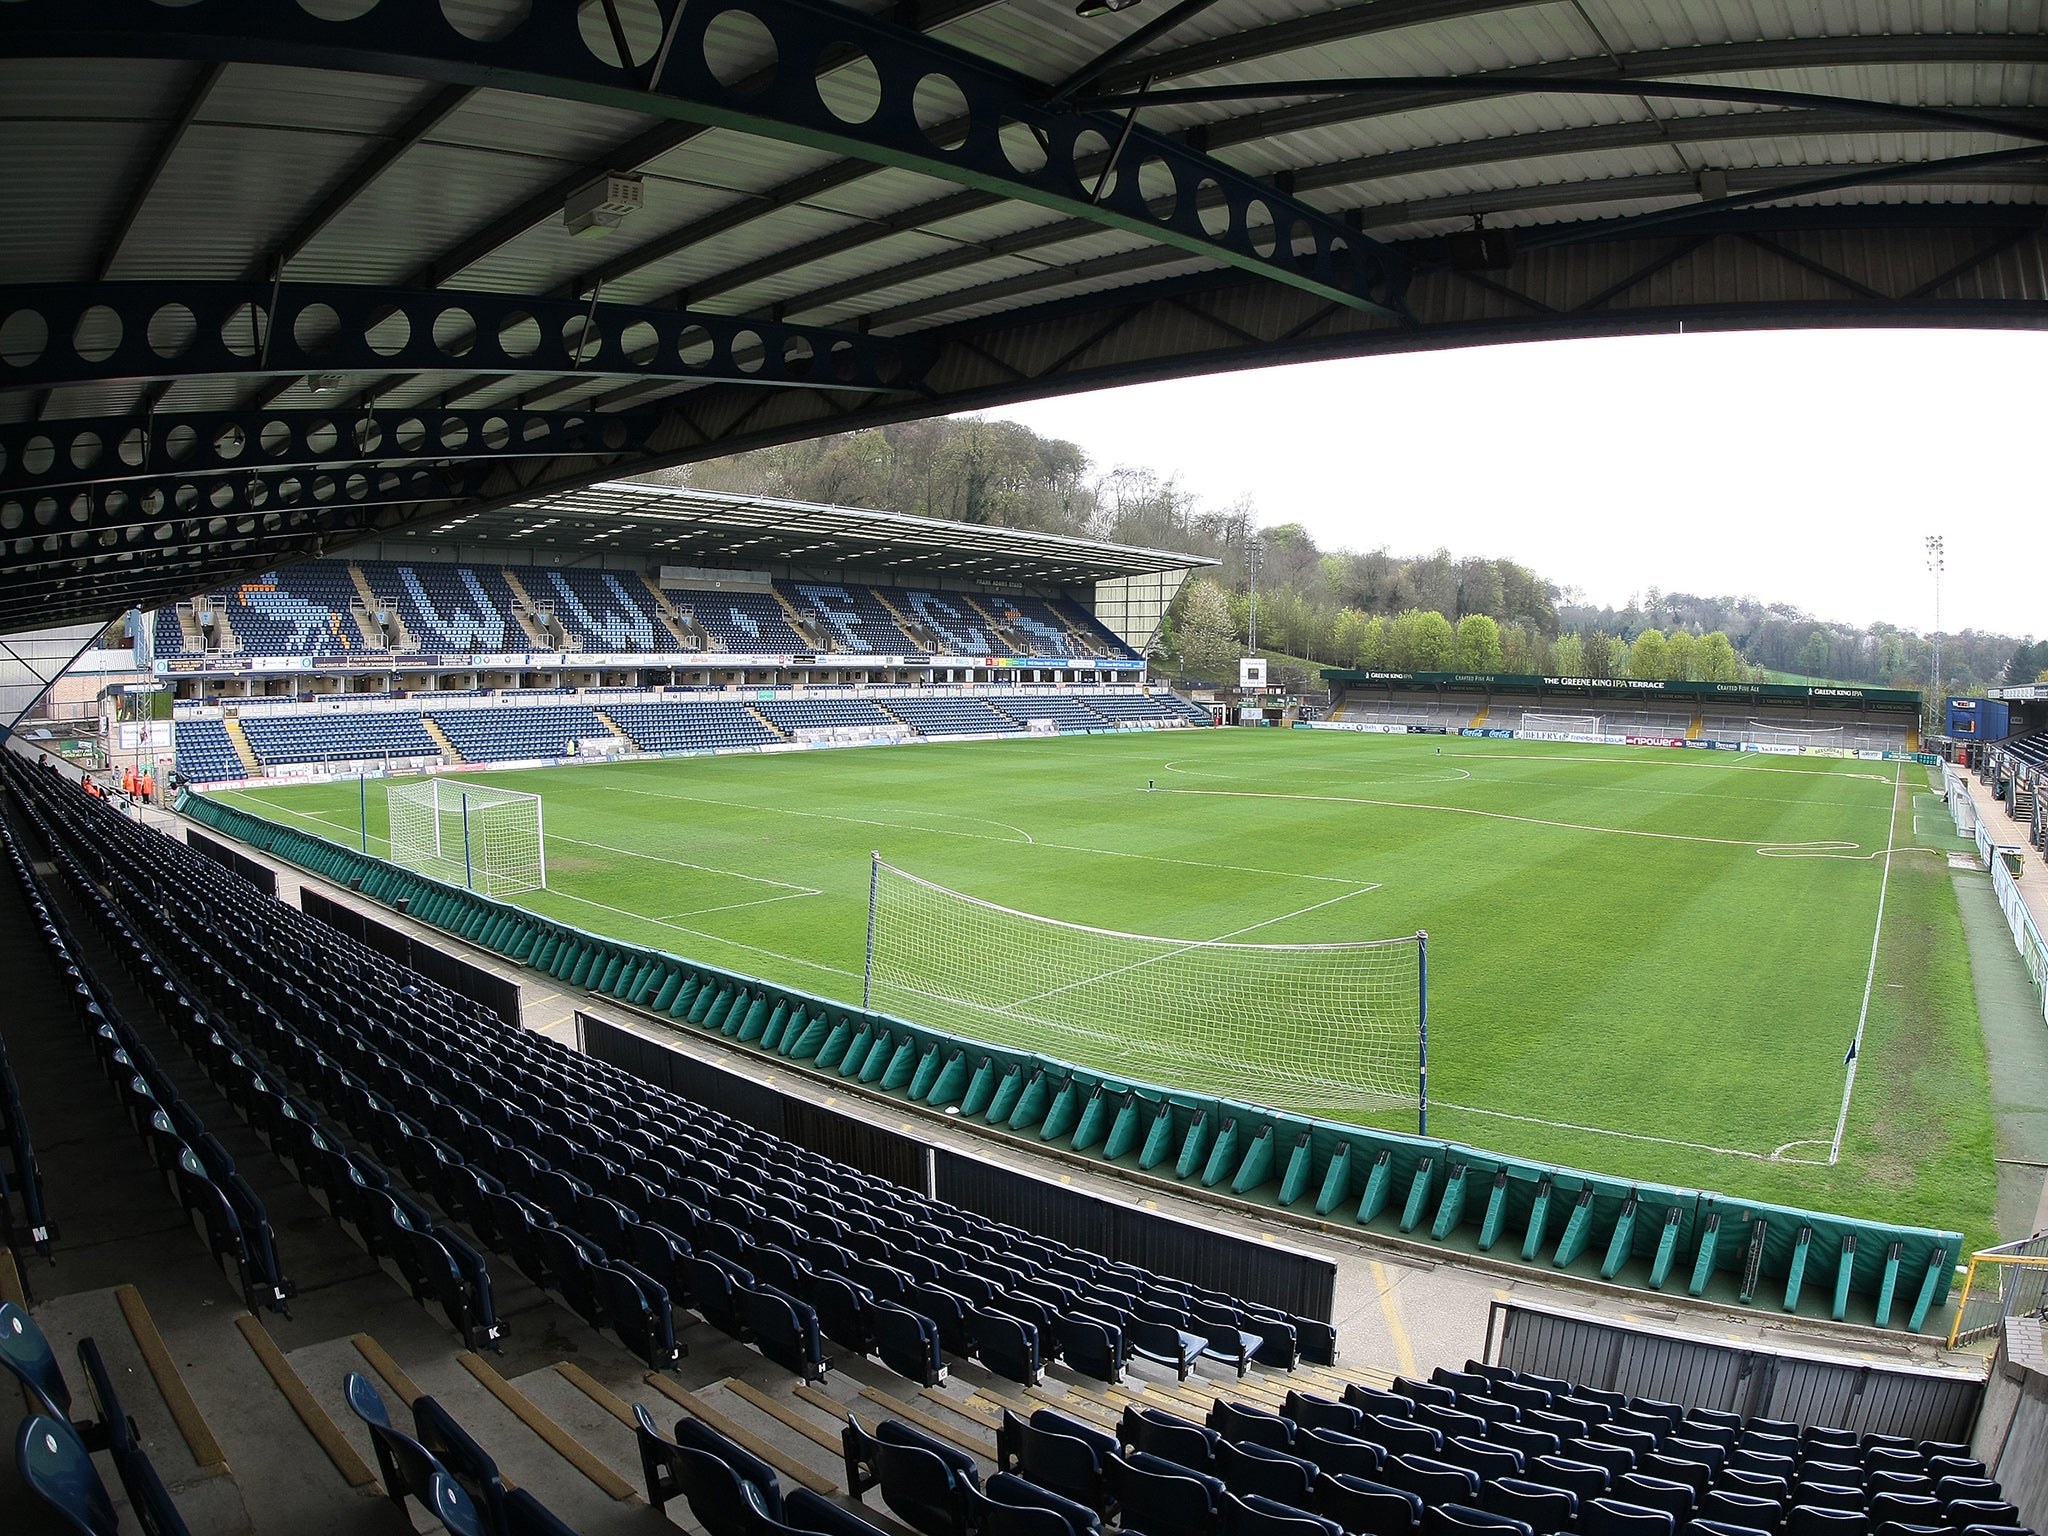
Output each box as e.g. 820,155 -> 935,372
1196,180 -> 1229,238
819,47 -> 880,124
73,304 -> 123,363
0,309 -> 49,368
913,73 -> 969,152
578,0 -> 661,67
704,10 -> 777,92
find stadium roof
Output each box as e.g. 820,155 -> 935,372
2,1 -> 2045,632
404,482 -> 1214,583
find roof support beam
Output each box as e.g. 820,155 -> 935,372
0,281 -> 928,396
0,0 -> 1405,315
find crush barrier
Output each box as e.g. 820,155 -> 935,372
180,788 -> 1965,1334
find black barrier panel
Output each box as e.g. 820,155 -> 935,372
934,1146 -> 1336,1322
300,886 -> 521,1029
184,827 -> 277,896
580,1012 -> 932,1193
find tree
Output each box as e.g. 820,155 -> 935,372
1174,580 -> 1238,682
1696,631 -> 1741,682
1630,628 -> 1669,680
1356,614 -> 1387,668
1581,631 -> 1614,678
1664,629 -> 1697,682
1454,613 -> 1504,672
1410,610 -> 1455,670
1552,631 -> 1585,677
1797,629 -> 1834,679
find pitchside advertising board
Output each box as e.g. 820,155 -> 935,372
1294,720 -> 1939,764
1320,669 -> 1921,706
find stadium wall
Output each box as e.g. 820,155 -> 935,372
179,788 -> 1967,1336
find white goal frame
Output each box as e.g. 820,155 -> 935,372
1746,719 -> 1846,749
1520,710 -> 1603,736
387,778 -> 547,895
861,855 -> 1429,1129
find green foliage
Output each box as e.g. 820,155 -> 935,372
1629,628 -> 1669,680
1552,632 -> 1584,678
1697,630 -> 1742,681
1664,629 -> 1697,681
1408,610 -> 1455,670
1454,613 -> 1504,672
1173,578 -> 1238,682
228,735 -> 1995,1246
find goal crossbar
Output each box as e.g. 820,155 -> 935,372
863,856 -> 1427,1127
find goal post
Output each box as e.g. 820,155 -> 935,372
386,778 -> 546,895
1519,710 -> 1603,737
862,854 -> 1429,1129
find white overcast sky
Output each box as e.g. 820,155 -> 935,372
985,329 -> 2044,639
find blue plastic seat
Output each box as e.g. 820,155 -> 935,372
747,1283 -> 827,1381
344,1372 -> 451,1522
1212,1398 -> 1295,1451
971,1306 -> 1043,1386
1614,1473 -> 1697,1521
1482,1476 -> 1576,1535
1344,1385 -> 1415,1420
871,1299 -> 945,1386
1230,1491 -> 1344,1536
1787,1509 -> 1872,1536
1383,1453 -> 1479,1508
1425,1505 -> 1531,1536
0,1300 -> 72,1419
844,1416 -> 980,1536
1581,1499 -> 1677,1536
971,1471 -> 1104,1536
1366,1414 -> 1441,1458
1297,1427 -> 1385,1481
1056,1315 -> 1125,1385
1315,1472 -> 1421,1536
1123,1405 -> 1221,1473
414,1394 -> 510,1528
1532,1455 -> 1610,1501
1286,1393 -> 1364,1436
1112,1450 -> 1225,1536
1128,1316 -> 1209,1380
1215,1439 -> 1320,1508
1698,1490 -> 1783,1529
1441,1436 -> 1522,1484
16,1413 -> 120,1536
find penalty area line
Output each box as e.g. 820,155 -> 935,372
1827,761 -> 1903,1166
1430,1100 -> 1772,1160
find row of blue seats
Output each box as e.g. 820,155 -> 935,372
23,758 -> 1326,1401
2,790 -> 291,1317
0,1017 -> 51,1257
7,760 -> 500,1351
4,1302 -> 196,1536
169,719 -> 246,782
605,701 -> 781,752
237,711 -> 438,765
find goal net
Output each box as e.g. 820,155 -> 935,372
387,778 -> 546,895
1519,710 -> 1602,737
1746,719 -> 1844,749
864,859 -> 1425,1122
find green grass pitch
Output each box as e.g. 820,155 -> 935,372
212,730 -> 1996,1248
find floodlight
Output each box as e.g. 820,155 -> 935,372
564,172 -> 645,237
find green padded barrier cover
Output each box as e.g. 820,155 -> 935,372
485,913 -> 515,951
959,1057 -> 1000,1117
1199,1117 -> 1240,1188
985,1064 -> 1026,1123
881,1037 -> 919,1091
1906,1246 -> 1949,1332
1315,1143 -> 1352,1215
923,1050 -> 970,1106
723,991 -> 757,1037
1552,1190 -> 1596,1267
1477,1171 -> 1510,1251
832,1022 -> 872,1076
1873,1241 -> 1903,1326
1038,1080 -> 1082,1142
1102,1095 -> 1145,1160
612,958 -> 644,997
1007,1071 -> 1054,1132
770,1000 -> 804,1048
735,995 -> 771,1043
650,970 -> 683,1013
697,985 -> 737,1033
1431,1163 -> 1469,1239
1232,1126 -> 1277,1195
1139,1101 -> 1178,1170
1600,1197 -> 1638,1279
1831,1234 -> 1857,1321
1689,1214 -> 1722,1296
1356,1149 -> 1393,1223
476,912 -> 505,950
786,1011 -> 830,1060
553,939 -> 582,981
1069,1087 -> 1112,1152
1399,1157 -> 1435,1232
1782,1226 -> 1812,1311
1175,1110 -> 1213,1181
1277,1134 -> 1315,1206
902,1044 -> 940,1099
856,1030 -> 894,1082
814,1018 -> 855,1070
1521,1182 -> 1553,1262
685,979 -> 721,1023
568,945 -> 598,989
462,903 -> 493,941
755,999 -> 788,1047
669,975 -> 702,1018
627,957 -> 661,1004
1648,1208 -> 1683,1288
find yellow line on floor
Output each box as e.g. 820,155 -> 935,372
646,1375 -> 838,1495
351,1335 -> 423,1408
723,1379 -> 846,1453
233,1314 -> 370,1489
121,1286 -> 227,1476
1369,1260 -> 1418,1378
556,1363 -> 636,1427
458,1352 -> 637,1502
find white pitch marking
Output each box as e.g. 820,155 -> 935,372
1828,761 -> 1905,1166
1445,749 -> 1891,785
536,887 -> 865,982
1430,1099 -> 1772,1160
548,833 -> 820,894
